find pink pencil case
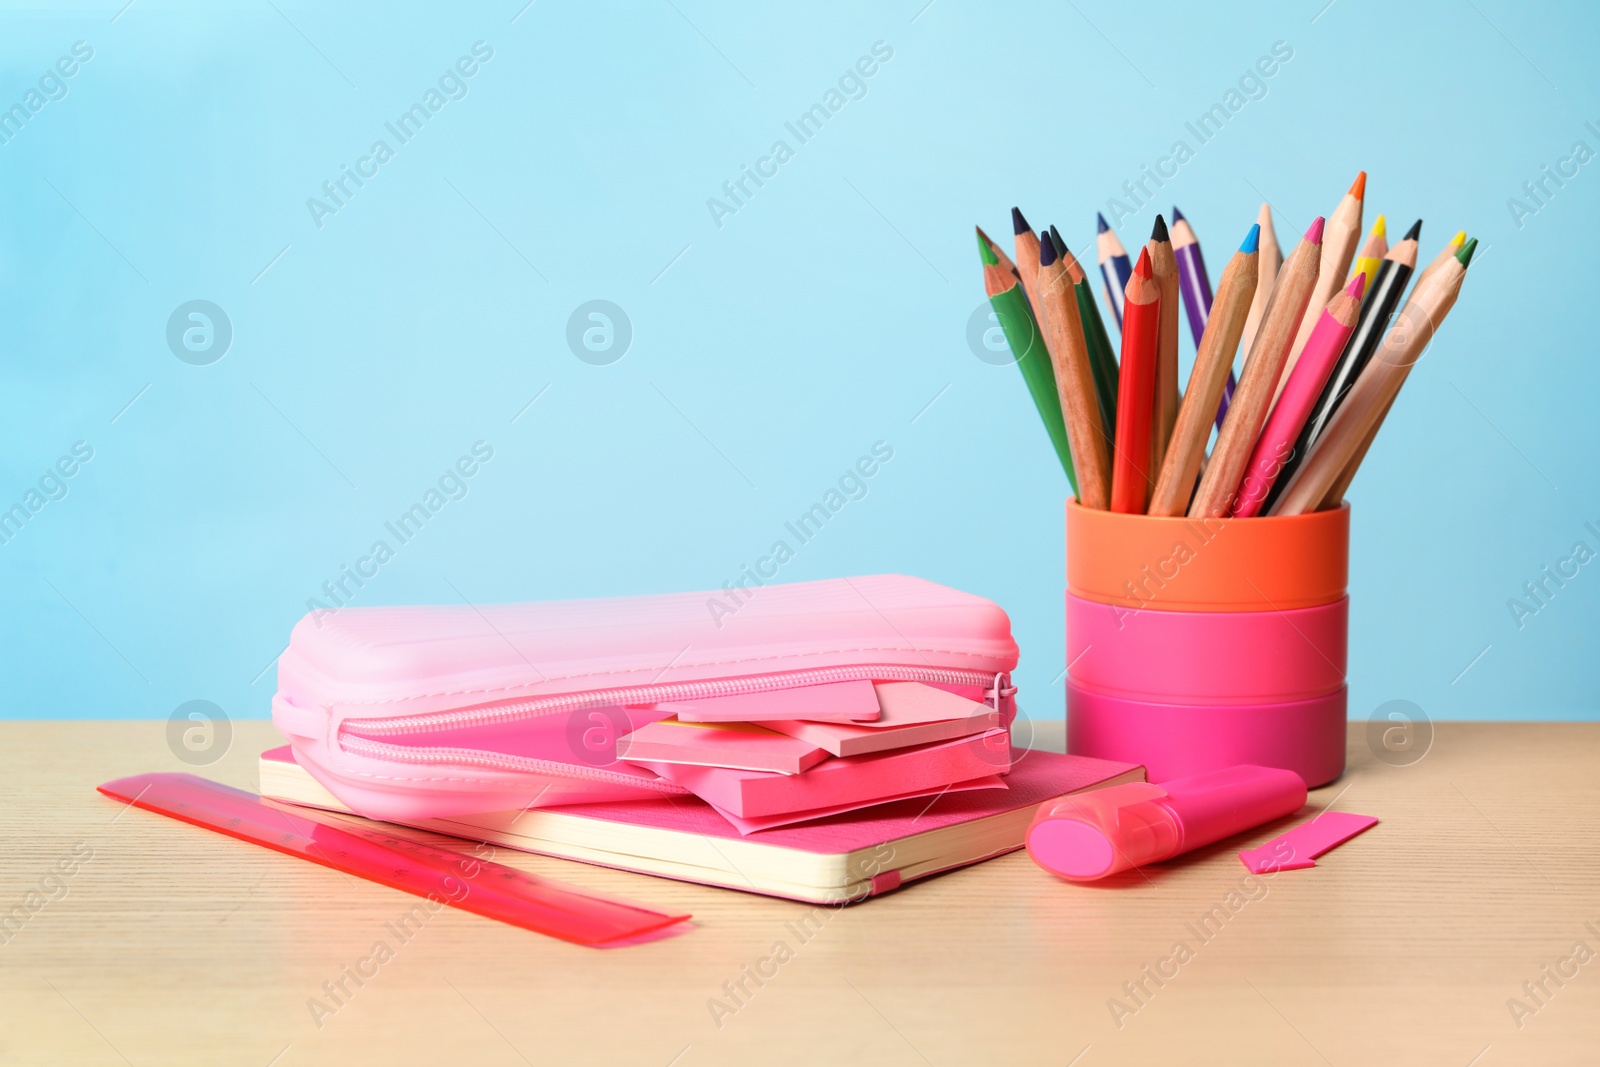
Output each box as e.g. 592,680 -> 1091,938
272,575 -> 1019,822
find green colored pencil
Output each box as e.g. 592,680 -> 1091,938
982,248 -> 1078,491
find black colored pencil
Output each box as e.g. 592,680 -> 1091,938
1261,220 -> 1421,513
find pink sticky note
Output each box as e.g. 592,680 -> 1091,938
615,718 -> 828,775
667,679 -> 881,723
1239,810 -> 1378,874
764,682 -> 999,757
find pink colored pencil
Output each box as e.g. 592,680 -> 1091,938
1230,273 -> 1366,517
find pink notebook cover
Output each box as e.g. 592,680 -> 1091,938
262,744 -> 1138,853
665,679 -> 882,723
633,729 -> 1012,817
615,718 -> 827,775
708,777 -> 1006,835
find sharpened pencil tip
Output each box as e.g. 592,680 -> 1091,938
1346,272 -> 1367,298
977,230 -> 998,266
1171,205 -> 1185,223
1240,223 -> 1260,254
1372,214 -> 1386,238
1133,247 -> 1152,278
1039,236 -> 1057,267
1403,219 -> 1422,241
1450,230 -> 1466,248
1349,171 -> 1366,198
1305,216 -> 1325,244
1456,237 -> 1477,268
1151,214 -> 1168,243
1012,207 -> 1030,236
1097,212 -> 1110,233
1048,224 -> 1068,258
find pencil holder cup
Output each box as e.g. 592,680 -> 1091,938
1064,501 -> 1349,787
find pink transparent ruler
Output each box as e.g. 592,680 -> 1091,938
98,773 -> 690,946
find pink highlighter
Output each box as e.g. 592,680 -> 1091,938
1027,765 -> 1306,881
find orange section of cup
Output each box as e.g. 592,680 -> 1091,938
1065,501 -> 1349,613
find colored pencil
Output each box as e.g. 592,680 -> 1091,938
1349,215 -> 1387,289
1318,392 -> 1394,510
1189,216 -> 1324,518
1271,238 -> 1475,515
983,250 -> 1078,492
979,252 -> 1081,495
1230,272 -> 1365,517
1262,219 -> 1420,514
1148,215 -> 1181,474
1054,225 -> 1119,438
1414,229 -> 1466,293
1281,171 -> 1365,401
976,226 -> 1019,281
1171,206 -> 1239,432
1148,223 -> 1260,517
1012,207 -> 1043,309
1038,237 -> 1112,509
1096,212 -> 1132,331
1109,249 -> 1160,514
1239,202 -> 1282,369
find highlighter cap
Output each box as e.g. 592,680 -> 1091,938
1026,766 -> 1306,882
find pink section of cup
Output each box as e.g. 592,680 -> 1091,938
1067,680 -> 1346,787
1066,594 -> 1347,705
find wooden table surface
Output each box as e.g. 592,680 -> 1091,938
2,720 -> 1597,1066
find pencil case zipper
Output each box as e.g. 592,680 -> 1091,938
337,664 -> 1016,781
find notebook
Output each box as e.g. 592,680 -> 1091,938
259,745 -> 1144,903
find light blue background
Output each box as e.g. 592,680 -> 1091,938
2,0 -> 1595,722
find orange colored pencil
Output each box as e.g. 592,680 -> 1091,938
1280,172 -> 1365,402
1272,239 -> 1476,514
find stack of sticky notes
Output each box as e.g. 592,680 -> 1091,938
615,680 -> 1009,833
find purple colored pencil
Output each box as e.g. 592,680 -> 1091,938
1171,207 -> 1236,430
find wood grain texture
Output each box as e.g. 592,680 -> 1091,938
4,720 -> 1598,1066
1014,228 -> 1043,311
1281,184 -> 1363,401
1148,246 -> 1257,517
1039,258 -> 1111,510
1320,391 -> 1396,508
1239,203 -> 1281,365
1189,232 -> 1320,518
1148,236 -> 1181,475
1272,259 -> 1465,516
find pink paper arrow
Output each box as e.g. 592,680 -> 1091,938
1239,810 -> 1378,874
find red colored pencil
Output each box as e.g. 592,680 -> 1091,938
1110,249 -> 1161,514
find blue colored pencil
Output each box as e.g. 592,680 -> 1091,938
1096,212 -> 1132,332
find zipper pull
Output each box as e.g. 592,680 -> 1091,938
985,672 -> 1017,713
